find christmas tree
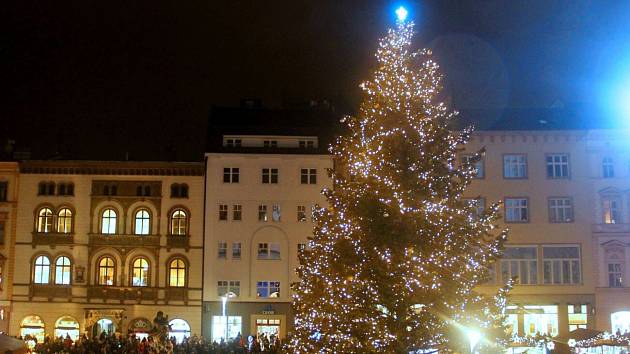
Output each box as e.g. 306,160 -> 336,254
288,16 -> 510,354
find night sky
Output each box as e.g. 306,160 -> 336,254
4,1 -> 630,160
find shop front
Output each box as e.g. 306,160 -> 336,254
54,316 -> 80,341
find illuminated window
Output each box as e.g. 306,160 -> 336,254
461,154 -> 484,178
504,305 -> 519,337
219,204 -> 228,220
232,205 -> 242,221
217,280 -> 240,297
171,210 -> 187,235
546,154 -> 570,178
33,255 -> 50,284
37,208 -> 53,233
169,319 -> 192,344
262,168 -> 279,184
258,205 -> 268,222
20,315 -> 45,344
523,305 -> 558,337
256,281 -> 280,298
134,209 -> 150,235
608,263 -> 623,287
211,316 -> 241,342
54,316 -> 79,341
300,169 -> 317,184
503,154 -> 527,178
542,246 -> 581,284
57,208 -> 73,233
504,198 -> 529,223
548,198 -> 573,223
611,311 -> 630,334
501,247 -> 537,285
297,205 -> 307,222
568,305 -> 588,331
131,258 -> 149,287
101,209 -> 117,234
98,257 -> 115,286
223,168 -> 239,183
55,256 -> 71,285
169,258 -> 186,287
603,157 -> 615,178
602,197 -> 621,224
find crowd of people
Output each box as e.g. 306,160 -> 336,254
22,331 -> 284,354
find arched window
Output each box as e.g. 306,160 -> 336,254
168,258 -> 186,287
55,316 -> 79,341
21,315 -> 45,344
171,210 -> 188,235
603,157 -> 615,178
132,258 -> 149,287
33,255 -> 50,284
37,208 -> 53,233
55,257 -> 71,285
98,257 -> 115,286
134,209 -> 150,235
57,208 -> 73,233
168,319 -> 191,344
101,209 -> 117,234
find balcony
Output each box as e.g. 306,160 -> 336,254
592,223 -> 630,234
88,233 -> 160,247
32,232 -> 74,248
29,284 -> 72,299
87,286 -> 157,302
166,235 -> 190,250
165,287 -> 188,303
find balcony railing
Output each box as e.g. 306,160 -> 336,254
29,284 -> 72,299
166,235 -> 190,250
88,233 -> 160,247
592,223 -> 630,233
32,232 -> 74,248
88,286 -> 157,302
165,287 -> 188,303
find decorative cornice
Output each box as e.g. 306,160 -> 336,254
19,161 -> 204,176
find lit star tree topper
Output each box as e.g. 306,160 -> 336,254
287,11 -> 511,354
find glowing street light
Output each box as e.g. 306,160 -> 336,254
466,328 -> 482,354
395,6 -> 408,22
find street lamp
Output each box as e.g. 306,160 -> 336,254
466,329 -> 482,354
221,296 -> 228,341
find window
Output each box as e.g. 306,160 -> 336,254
256,281 -> 280,298
301,169 -> 317,184
297,205 -> 307,222
602,197 -> 621,224
223,168 -> 239,183
211,316 -> 241,342
218,242 -> 227,259
217,280 -> 240,297
568,305 -> 588,331
603,157 -> 615,178
232,205 -> 242,221
464,198 -> 485,218
57,208 -> 73,233
131,258 -> 149,287
263,140 -> 278,148
37,208 -> 53,233
232,242 -> 241,259
57,183 -> 74,196
504,198 -> 529,223
170,184 -> 189,198
503,154 -> 527,178
258,205 -> 268,222
548,198 -> 573,223
169,258 -> 186,287
219,204 -> 228,221
171,210 -> 187,235
103,184 -> 118,196
55,257 -> 71,285
225,139 -> 242,148
98,257 -> 115,286
0,182 -> 7,201
258,242 -> 280,260
523,305 -> 559,337
136,185 -> 151,196
461,154 -> 484,178
262,168 -> 279,184
546,154 -> 570,178
0,221 -> 4,245
134,209 -> 150,235
101,209 -> 117,234
501,247 -> 537,285
298,243 -> 307,255
299,140 -> 315,149
543,246 -> 581,284
33,255 -> 51,284
46,182 -> 55,195
608,263 -> 623,287
272,204 -> 281,222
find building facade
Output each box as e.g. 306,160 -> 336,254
0,162 -> 19,333
9,161 -> 204,342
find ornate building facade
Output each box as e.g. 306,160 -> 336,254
0,162 -> 19,333
10,161 -> 204,341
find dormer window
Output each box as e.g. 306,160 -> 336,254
225,139 -> 242,148
263,140 -> 278,148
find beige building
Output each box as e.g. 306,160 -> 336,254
10,160 -> 204,342
0,162 -> 19,333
